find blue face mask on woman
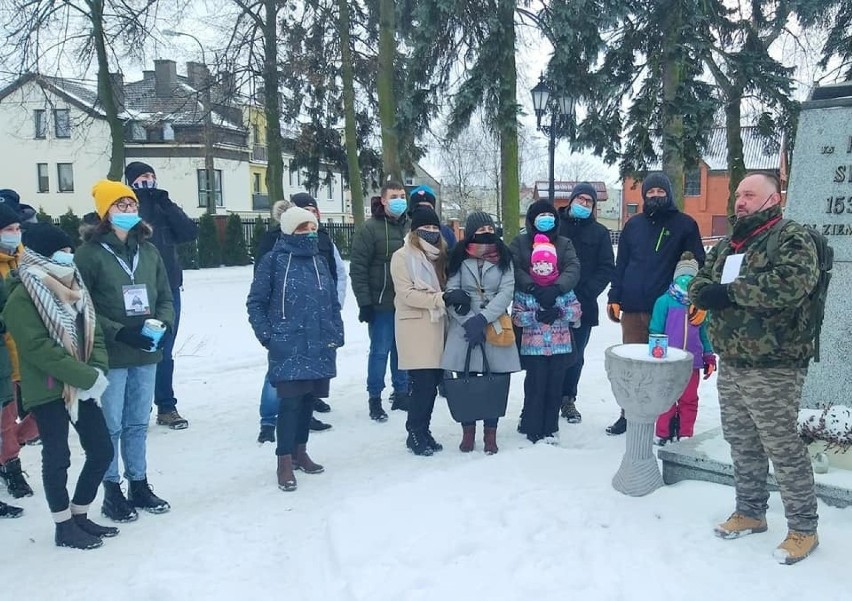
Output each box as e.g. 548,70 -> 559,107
111,213 -> 142,231
569,204 -> 592,219
534,214 -> 556,232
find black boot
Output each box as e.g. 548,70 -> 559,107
73,513 -> 119,538
310,417 -> 332,432
128,479 -> 170,514
423,430 -> 443,452
606,413 -> 627,436
55,518 -> 103,550
406,430 -> 434,456
313,398 -> 331,413
257,424 -> 276,444
0,457 -> 34,498
560,397 -> 582,424
0,500 -> 23,519
101,482 -> 138,523
368,396 -> 388,422
390,390 -> 410,411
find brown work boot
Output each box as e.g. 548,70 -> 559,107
714,512 -> 768,539
774,531 -> 819,565
277,455 -> 297,492
459,425 -> 475,453
294,444 -> 324,474
483,427 -> 498,455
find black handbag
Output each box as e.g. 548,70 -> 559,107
444,343 -> 511,423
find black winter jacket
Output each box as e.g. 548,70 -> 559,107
608,207 -> 705,313
135,188 -> 198,289
558,211 -> 615,327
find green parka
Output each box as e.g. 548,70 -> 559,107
0,279 -> 14,407
74,223 -> 174,369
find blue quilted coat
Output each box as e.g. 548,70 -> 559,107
247,234 -> 344,384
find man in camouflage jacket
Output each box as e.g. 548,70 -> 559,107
690,172 -> 820,565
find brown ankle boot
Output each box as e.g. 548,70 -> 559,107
277,455 -> 297,491
294,444 -> 324,474
459,425 -> 475,452
483,427 -> 498,455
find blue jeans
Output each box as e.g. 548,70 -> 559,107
561,323 -> 593,399
366,310 -> 408,397
155,286 -> 181,413
259,377 -> 278,427
100,364 -> 157,483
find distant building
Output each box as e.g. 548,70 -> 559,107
532,181 -> 609,213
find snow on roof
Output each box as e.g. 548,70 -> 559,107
123,76 -> 243,131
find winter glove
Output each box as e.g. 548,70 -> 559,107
462,313 -> 488,346
607,302 -> 622,323
695,284 -> 733,311
358,305 -> 375,324
75,369 -> 109,403
115,326 -> 155,351
702,353 -> 717,380
443,289 -> 472,315
536,307 -> 560,325
531,285 -> 560,308
688,305 -> 707,326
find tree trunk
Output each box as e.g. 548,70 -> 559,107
377,0 -> 402,184
90,1 -> 124,181
725,88 -> 745,218
264,0 -> 285,202
497,0 -> 520,240
338,0 -> 364,225
660,6 -> 685,209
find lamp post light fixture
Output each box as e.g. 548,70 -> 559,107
530,75 -> 576,206
163,29 -> 217,215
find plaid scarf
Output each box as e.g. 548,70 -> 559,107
466,243 -> 500,264
17,249 -> 97,422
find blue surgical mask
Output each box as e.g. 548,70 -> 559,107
0,232 -> 21,249
51,250 -> 75,265
534,214 -> 556,232
569,204 -> 592,220
132,179 -> 157,190
387,198 -> 407,217
111,213 -> 142,231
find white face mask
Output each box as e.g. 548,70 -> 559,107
0,231 -> 21,249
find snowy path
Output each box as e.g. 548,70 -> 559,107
1,265 -> 848,600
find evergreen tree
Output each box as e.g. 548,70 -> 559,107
799,0 -> 852,78
177,241 -> 199,270
222,214 -> 252,266
197,213 -> 221,268
58,208 -> 82,248
251,217 -> 268,261
36,207 -> 53,224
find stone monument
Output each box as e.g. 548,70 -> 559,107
605,344 -> 693,496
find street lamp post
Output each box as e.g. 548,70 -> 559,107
163,29 -> 217,215
531,76 -> 576,205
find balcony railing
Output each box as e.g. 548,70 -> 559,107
252,144 -> 268,162
252,194 -> 270,211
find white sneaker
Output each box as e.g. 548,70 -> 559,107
542,435 -> 559,446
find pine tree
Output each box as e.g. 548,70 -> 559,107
251,217 -> 268,261
58,208 -> 81,248
197,213 -> 221,268
222,214 -> 252,266
36,207 -> 52,224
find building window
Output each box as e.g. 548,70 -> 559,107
684,168 -> 701,196
197,169 -> 223,207
626,203 -> 638,216
130,122 -> 146,141
54,109 -> 71,138
57,163 -> 74,192
34,110 -> 46,138
288,162 -> 293,186
252,123 -> 259,144
326,179 -> 333,201
36,163 -> 49,192
253,173 -> 261,194
162,122 -> 175,141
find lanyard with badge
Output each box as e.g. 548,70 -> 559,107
101,243 -> 151,317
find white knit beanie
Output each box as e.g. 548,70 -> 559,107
280,206 -> 318,235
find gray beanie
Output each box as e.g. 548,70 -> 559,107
465,211 -> 494,235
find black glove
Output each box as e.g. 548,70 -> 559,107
462,313 -> 488,346
531,285 -> 560,308
443,290 -> 472,315
116,326 -> 155,351
358,305 -> 375,324
696,283 -> 733,311
536,307 -> 560,325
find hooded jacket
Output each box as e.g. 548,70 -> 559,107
509,203 -> 580,296
349,196 -> 409,310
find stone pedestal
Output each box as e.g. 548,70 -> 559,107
605,344 -> 693,496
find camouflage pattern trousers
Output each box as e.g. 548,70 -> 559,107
718,366 -> 818,533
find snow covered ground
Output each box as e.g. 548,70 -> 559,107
2,265 -> 849,600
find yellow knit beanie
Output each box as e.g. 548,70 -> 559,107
91,179 -> 137,218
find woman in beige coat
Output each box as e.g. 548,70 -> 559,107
390,208 -> 448,457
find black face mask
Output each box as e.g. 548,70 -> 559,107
416,229 -> 441,245
643,196 -> 670,216
470,232 -> 497,245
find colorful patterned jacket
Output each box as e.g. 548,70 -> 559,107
512,290 -> 582,356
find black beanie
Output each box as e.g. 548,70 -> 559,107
569,182 -> 598,205
124,161 -> 155,185
291,192 -> 318,209
410,206 -> 440,231
465,211 -> 494,235
0,203 -> 20,230
23,222 -> 75,256
641,172 -> 673,204
0,189 -> 21,213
